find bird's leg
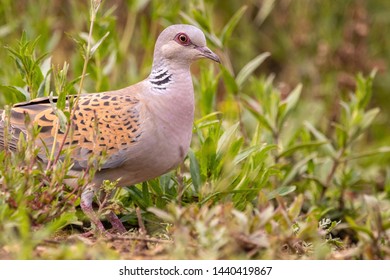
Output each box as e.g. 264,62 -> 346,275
106,211 -> 127,233
80,185 -> 107,235
97,184 -> 127,234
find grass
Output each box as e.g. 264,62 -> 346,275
0,0 -> 390,259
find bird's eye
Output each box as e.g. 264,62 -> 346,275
175,33 -> 191,46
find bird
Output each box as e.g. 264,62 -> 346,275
0,24 -> 220,235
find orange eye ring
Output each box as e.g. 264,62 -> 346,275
175,33 -> 191,46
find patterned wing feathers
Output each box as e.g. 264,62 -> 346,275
65,93 -> 142,156
1,92 -> 142,169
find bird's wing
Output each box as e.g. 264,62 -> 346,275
0,91 -> 143,170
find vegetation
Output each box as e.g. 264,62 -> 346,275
0,0 -> 389,259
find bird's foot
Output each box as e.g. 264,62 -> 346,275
81,226 -> 115,239
80,185 -> 127,237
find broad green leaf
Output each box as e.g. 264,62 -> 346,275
234,143 -> 277,165
277,83 -> 302,128
217,122 -> 239,154
90,31 -> 110,56
284,84 -> 302,112
267,186 -> 296,199
149,179 -> 163,197
195,119 -> 220,130
125,186 -> 148,209
195,111 -> 222,125
236,52 -> 270,88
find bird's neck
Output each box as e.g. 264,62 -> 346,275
148,60 -> 192,93
146,60 -> 195,135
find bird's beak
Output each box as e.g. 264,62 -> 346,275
195,46 -> 221,63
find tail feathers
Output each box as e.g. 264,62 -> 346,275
0,109 -> 20,151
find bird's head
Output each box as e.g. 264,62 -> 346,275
153,24 -> 220,67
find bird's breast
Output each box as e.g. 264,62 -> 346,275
147,89 -> 195,167
112,86 -> 195,186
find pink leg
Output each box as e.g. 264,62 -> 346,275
80,185 -> 106,235
106,211 -> 127,233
